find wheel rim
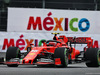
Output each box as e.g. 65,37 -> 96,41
98,50 -> 100,65
16,48 -> 21,58
64,48 -> 68,66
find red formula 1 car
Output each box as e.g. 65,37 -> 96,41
3,33 -> 100,67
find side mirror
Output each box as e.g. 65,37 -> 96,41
30,43 -> 34,48
27,43 -> 34,53
67,42 -> 72,48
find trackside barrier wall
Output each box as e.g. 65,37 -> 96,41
0,32 -> 100,52
7,8 -> 100,34
0,8 -> 100,52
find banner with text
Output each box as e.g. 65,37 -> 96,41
0,32 -> 100,52
7,8 -> 100,34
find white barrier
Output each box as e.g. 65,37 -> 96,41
0,32 -> 100,52
7,8 -> 100,34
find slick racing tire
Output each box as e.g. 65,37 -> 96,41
54,47 -> 68,67
85,48 -> 100,67
6,47 -> 21,67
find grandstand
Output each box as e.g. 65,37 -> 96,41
0,0 -> 100,31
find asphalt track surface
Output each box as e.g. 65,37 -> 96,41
0,63 -> 100,75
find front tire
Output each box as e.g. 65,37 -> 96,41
54,47 -> 68,67
6,47 -> 21,67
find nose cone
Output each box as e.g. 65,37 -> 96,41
22,59 -> 30,64
25,59 -> 29,63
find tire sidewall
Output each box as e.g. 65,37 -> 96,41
97,49 -> 100,66
64,48 -> 68,67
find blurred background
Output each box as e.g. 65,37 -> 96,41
0,0 -> 100,31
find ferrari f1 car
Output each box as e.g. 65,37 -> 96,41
3,33 -> 100,67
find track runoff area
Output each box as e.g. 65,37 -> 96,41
0,63 -> 100,75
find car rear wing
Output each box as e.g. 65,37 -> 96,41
67,37 -> 92,44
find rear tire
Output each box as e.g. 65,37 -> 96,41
6,47 -> 21,67
85,48 -> 100,67
54,47 -> 68,67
